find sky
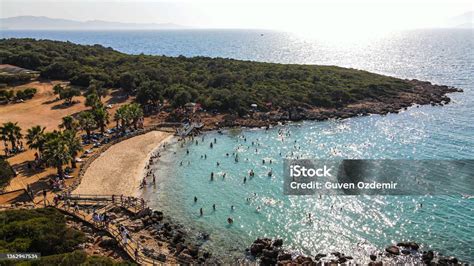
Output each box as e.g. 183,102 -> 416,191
1,0 -> 472,36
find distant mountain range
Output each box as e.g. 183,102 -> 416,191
0,16 -> 187,30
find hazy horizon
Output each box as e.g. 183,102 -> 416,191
1,0 -> 472,37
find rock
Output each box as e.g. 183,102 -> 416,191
277,253 -> 292,261
178,253 -> 193,262
187,244 -> 199,257
272,238 -> 283,247
175,243 -> 185,254
262,248 -> 278,259
338,257 -> 347,264
385,245 -> 400,255
315,253 -> 327,261
401,249 -> 411,255
294,255 -> 313,264
250,243 -> 266,256
98,236 -> 117,248
331,251 -> 342,257
370,254 -> 377,261
449,257 -> 458,264
422,250 -> 434,263
369,262 -> 383,266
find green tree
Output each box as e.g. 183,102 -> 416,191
59,87 -> 81,104
127,103 -> 144,129
93,107 -> 109,134
42,133 -> 71,178
61,130 -> 83,168
0,122 -> 22,151
26,125 -> 46,156
78,111 -> 96,137
87,79 -> 108,100
52,84 -> 63,95
59,116 -> 77,131
85,92 -> 102,110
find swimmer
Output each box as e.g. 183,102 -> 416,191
243,177 -> 247,184
210,172 -> 214,181
194,196 -> 198,202
227,217 -> 233,224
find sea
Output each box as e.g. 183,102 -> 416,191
1,29 -> 473,262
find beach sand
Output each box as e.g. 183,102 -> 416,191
74,131 -> 173,196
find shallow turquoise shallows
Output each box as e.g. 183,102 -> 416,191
3,29 -> 473,262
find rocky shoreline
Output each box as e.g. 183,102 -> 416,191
200,80 -> 462,130
247,237 -> 464,265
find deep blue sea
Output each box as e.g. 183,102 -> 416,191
2,29 -> 473,262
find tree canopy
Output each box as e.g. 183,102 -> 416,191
0,38 -> 413,114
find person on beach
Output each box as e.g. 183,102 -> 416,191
42,189 -> 47,206
152,175 -> 156,184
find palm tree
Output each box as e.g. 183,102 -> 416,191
85,92 -> 102,110
43,135 -> 71,178
93,107 -> 109,134
78,111 -> 96,137
26,125 -> 46,157
62,130 -> 83,168
59,116 -> 77,131
114,107 -> 125,129
128,103 -> 144,130
0,122 -> 22,151
115,105 -> 131,133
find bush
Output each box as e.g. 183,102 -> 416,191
0,208 -> 85,256
0,158 -> 15,188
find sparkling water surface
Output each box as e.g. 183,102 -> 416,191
2,29 -> 473,262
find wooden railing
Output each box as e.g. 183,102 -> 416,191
53,201 -> 180,265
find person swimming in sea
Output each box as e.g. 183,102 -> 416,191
210,172 -> 214,181
210,142 -> 213,148
194,196 -> 198,203
231,205 -> 234,211
243,177 -> 247,184
227,217 -> 233,224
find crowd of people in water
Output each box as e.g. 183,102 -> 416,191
140,127 -> 327,225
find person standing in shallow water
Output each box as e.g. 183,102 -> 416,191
210,172 -> 214,181
213,204 -> 216,211
200,208 -> 203,216
194,196 -> 198,203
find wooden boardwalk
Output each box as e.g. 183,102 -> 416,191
53,194 -> 179,265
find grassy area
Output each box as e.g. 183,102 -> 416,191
0,38 -> 413,115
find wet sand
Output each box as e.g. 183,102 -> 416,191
74,131 -> 173,196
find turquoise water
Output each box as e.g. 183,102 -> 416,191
2,29 -> 473,262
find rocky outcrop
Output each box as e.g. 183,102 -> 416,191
247,238 -> 464,265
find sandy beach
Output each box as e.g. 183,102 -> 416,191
74,131 -> 173,196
